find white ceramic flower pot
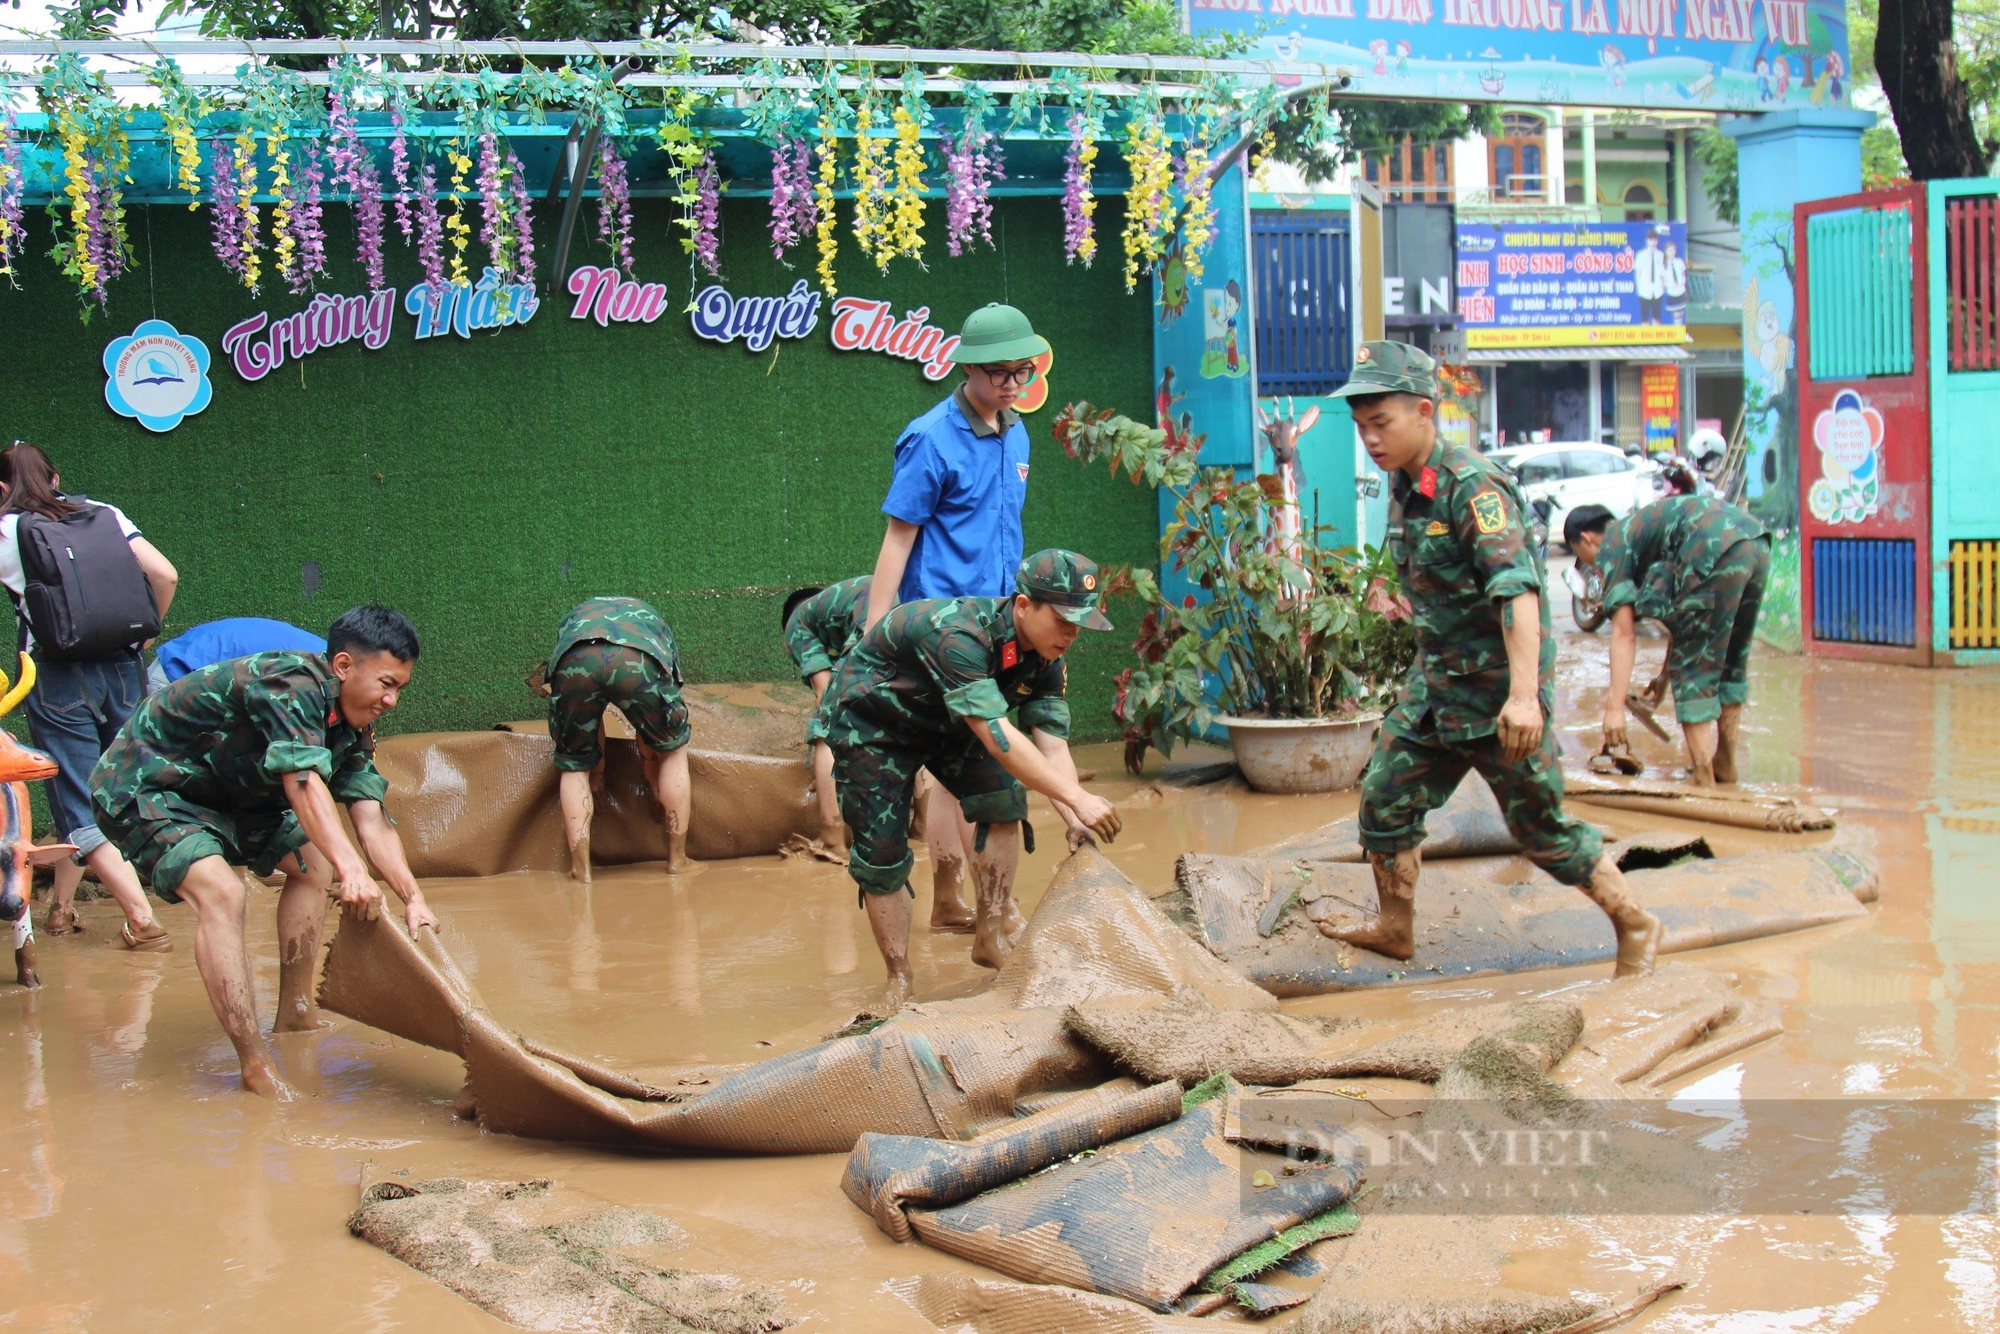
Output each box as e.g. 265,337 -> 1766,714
1219,713 -> 1382,794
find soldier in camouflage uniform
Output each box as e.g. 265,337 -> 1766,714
89,606 -> 436,1099
1565,496 -> 1771,786
823,550 -> 1123,1011
530,597 -> 693,883
782,576 -> 871,862
1326,342 -> 1663,977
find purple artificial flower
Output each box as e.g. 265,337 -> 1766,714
328,82 -> 387,291
1,113 -> 31,281
944,119 -> 1001,258
694,149 -> 721,277
767,131 -> 816,260
390,102 -> 414,241
477,130 -> 506,277
287,141 -> 329,294
415,160 -> 445,296
208,137 -> 245,280
1062,118 -> 1094,266
595,134 -> 634,276
505,149 -> 535,289
82,164 -> 111,303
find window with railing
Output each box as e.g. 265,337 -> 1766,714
1362,137 -> 1452,203
1489,113 -> 1547,200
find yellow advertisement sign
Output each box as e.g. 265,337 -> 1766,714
1465,326 -> 1695,350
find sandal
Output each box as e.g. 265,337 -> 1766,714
120,920 -> 172,953
1589,742 -> 1644,777
44,904 -> 84,936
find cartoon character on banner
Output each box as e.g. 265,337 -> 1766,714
1807,389 -> 1886,524
1200,281 -> 1246,379
1158,232 -> 1191,328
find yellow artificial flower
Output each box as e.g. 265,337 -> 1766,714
1121,115 -> 1174,293
885,102 -> 925,269
814,115 -> 840,296
447,148 -> 473,286
267,129 -> 295,286
233,131 -> 261,291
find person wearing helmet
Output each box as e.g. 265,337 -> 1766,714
863,303 -> 1052,938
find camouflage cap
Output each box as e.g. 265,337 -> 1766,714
1017,549 -> 1114,630
1331,340 -> 1438,399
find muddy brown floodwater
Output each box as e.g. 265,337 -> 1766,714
3,622 -> 1997,1331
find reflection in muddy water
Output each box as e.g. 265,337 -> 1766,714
2,630 -> 1999,1329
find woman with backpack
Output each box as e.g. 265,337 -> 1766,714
0,443 -> 178,950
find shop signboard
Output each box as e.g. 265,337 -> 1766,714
1383,202 -> 1457,328
1186,0 -> 1849,114
1455,221 -> 1691,349
1641,362 -> 1680,452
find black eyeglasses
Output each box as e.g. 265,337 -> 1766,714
978,363 -> 1040,387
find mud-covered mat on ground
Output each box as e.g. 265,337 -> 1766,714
374,683 -> 819,877
850,1090 -> 1360,1313
347,1176 -> 790,1332
317,849 -> 1266,1150
1168,844 -> 1878,995
1261,772 -> 1525,863
1561,770 -> 1836,832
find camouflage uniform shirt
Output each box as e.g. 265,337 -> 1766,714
1385,441 -> 1551,742
551,596 -> 682,682
784,576 -> 872,681
1599,495 -> 1769,625
90,650 -> 388,819
826,596 -> 1070,746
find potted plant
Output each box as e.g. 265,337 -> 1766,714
1051,398 -> 1417,792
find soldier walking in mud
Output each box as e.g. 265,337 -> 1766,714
88,606 -> 438,1098
531,597 -> 694,883
865,303 -> 1050,936
782,575 -> 871,861
1564,497 -> 1772,786
826,550 -> 1123,1011
1323,342 -> 1662,977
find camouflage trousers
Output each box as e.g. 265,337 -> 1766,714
829,720 -> 1027,898
1359,716 -> 1603,886
1664,536 -> 1770,726
548,642 -> 690,772
95,790 -> 308,901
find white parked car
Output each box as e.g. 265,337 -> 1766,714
1487,443 -> 1660,548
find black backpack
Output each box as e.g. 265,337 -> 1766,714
14,500 -> 161,660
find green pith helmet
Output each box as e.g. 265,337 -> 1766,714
1017,549 -> 1114,630
951,303 -> 1051,365
1332,340 -> 1438,399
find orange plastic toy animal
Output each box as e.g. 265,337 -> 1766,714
0,655 -> 79,988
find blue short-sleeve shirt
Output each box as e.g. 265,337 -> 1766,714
882,387 -> 1030,602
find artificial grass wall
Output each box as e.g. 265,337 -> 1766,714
0,195 -> 1157,741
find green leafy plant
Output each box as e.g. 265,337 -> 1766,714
1052,401 -> 1416,773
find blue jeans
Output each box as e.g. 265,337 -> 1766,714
24,652 -> 143,858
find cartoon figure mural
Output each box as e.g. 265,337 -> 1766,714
1158,232 -> 1191,327
1201,281 -> 1247,379
1369,39 -> 1391,75
1600,44 -> 1629,88
1807,389 -> 1886,524
1744,275 -> 1793,395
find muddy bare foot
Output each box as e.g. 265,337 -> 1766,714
44,905 -> 82,935
1315,917 -> 1417,961
970,913 -> 1013,970
240,1059 -> 298,1101
881,968 -> 913,1014
272,1005 -> 329,1034
569,833 -> 592,883
929,858 -> 974,933
665,853 -> 699,875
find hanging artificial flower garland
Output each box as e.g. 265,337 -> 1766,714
944,83 -> 1003,258
655,68 -> 720,280
1120,97 -> 1175,293
881,74 -> 928,269
43,57 -> 134,310
1175,88 -> 1226,283
747,77 -> 817,265
0,107 -> 26,287
812,104 -> 843,295
326,60 -> 387,292
149,60 -> 207,210
1059,85 -> 1101,268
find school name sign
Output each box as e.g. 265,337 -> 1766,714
1189,0 -> 1849,113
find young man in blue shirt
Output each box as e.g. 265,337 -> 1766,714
865,303 -> 1048,939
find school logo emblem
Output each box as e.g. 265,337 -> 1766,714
1471,491 -> 1507,535
103,319 -> 212,433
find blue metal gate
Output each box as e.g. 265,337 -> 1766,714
1812,537 -> 1918,646
1252,210 -> 1352,395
